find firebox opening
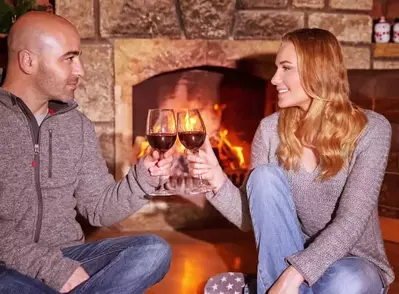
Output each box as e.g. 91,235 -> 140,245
132,65 -> 277,187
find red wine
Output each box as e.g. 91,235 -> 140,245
147,133 -> 176,152
178,131 -> 206,150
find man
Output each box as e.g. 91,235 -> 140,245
0,11 -> 173,293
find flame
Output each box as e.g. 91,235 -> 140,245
184,112 -> 197,132
137,140 -> 149,158
218,128 -> 246,168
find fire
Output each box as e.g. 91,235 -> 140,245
184,112 -> 197,132
137,140 -> 149,158
217,128 -> 246,169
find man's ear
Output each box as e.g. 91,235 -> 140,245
18,50 -> 37,75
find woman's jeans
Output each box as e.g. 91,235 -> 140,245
0,234 -> 171,294
247,164 -> 384,294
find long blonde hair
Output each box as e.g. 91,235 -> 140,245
277,28 -> 368,180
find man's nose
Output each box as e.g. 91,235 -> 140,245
74,59 -> 85,78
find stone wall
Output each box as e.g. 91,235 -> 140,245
53,0 -> 399,228
56,0 -> 380,173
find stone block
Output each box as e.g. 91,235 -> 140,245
342,46 -> 371,69
206,40 -> 280,71
309,13 -> 372,43
234,11 -> 304,40
99,0 -> 181,38
179,0 -> 235,39
109,196 -> 234,231
56,0 -> 95,38
292,0 -> 325,9
330,0 -> 373,11
114,39 -> 207,87
240,0 -> 288,8
74,43 -> 114,122
374,61 -> 399,70
94,122 -> 115,176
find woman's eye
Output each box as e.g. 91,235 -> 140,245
282,66 -> 290,71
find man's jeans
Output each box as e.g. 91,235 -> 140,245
247,164 -> 384,294
0,234 -> 171,294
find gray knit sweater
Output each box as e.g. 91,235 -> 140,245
207,110 -> 394,287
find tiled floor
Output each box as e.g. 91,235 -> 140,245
86,227 -> 399,294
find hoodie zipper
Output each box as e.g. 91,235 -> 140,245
16,99 -> 43,243
14,98 -> 77,243
48,130 -> 53,178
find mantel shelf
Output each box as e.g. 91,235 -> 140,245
373,43 -> 399,58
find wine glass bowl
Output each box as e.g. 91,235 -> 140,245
146,109 -> 177,196
178,131 -> 206,152
147,133 -> 176,153
176,109 -> 206,151
177,109 -> 211,194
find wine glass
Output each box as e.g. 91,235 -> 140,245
146,109 -> 177,196
177,109 -> 211,194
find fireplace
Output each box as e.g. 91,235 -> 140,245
109,39 -> 281,231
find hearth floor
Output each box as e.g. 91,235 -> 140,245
86,227 -> 399,294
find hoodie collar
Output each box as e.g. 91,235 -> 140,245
0,87 -> 78,114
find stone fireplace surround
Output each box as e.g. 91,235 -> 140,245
53,0 -> 399,231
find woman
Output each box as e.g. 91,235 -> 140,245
189,28 -> 394,294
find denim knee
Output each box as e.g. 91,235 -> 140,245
138,234 -> 172,263
313,257 -> 383,294
247,164 -> 290,204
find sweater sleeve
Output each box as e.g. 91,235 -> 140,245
286,116 -> 392,286
206,118 -> 271,231
74,117 -> 152,227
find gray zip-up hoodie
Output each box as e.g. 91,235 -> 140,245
0,88 -> 154,290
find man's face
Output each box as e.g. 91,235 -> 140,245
35,27 -> 84,103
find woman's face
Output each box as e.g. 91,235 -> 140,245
271,41 -> 311,111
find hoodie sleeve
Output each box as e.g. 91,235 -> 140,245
74,116 -> 153,227
0,219 -> 80,290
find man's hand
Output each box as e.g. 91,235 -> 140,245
268,266 -> 304,294
143,146 -> 175,177
60,266 -> 89,293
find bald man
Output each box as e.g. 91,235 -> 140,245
0,11 -> 173,294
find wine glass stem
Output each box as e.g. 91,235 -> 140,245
158,152 -> 167,191
194,150 -> 204,187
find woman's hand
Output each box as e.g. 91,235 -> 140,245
268,266 -> 304,294
186,136 -> 226,193
143,146 -> 175,178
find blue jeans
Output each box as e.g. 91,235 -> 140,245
247,164 -> 384,294
0,234 -> 171,294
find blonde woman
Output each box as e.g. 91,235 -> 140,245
189,28 -> 394,294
